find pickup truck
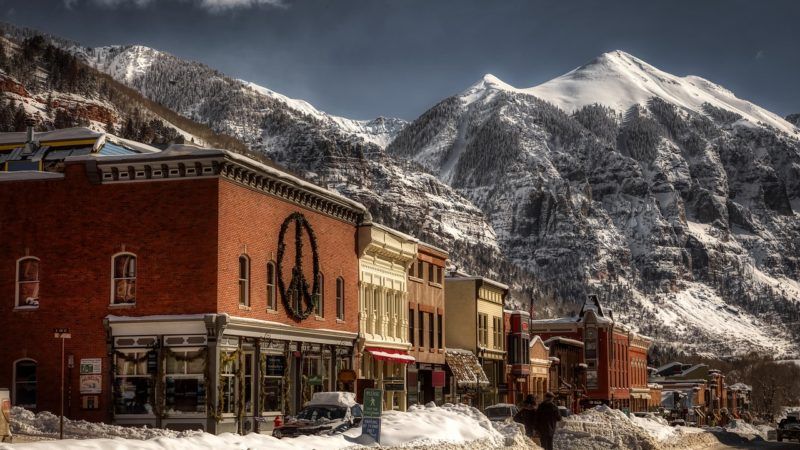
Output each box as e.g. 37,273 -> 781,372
777,415 -> 800,442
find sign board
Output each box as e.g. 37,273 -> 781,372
384,383 -> 405,392
80,374 -> 102,394
266,356 -> 285,376
363,388 -> 383,418
80,358 -> 102,375
431,370 -> 446,388
146,351 -> 158,375
338,369 -> 356,383
53,328 -> 71,339
361,388 -> 383,443
81,395 -> 100,410
307,376 -> 323,386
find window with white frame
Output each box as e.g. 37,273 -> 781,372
239,255 -> 250,306
336,277 -> 344,320
164,349 -> 206,414
478,314 -> 488,346
16,257 -> 40,308
220,351 -> 238,414
114,350 -> 154,415
112,253 -> 136,305
266,261 -> 276,310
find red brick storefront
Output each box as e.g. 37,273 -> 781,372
0,143 -> 366,433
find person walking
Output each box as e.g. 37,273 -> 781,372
533,392 -> 561,450
513,394 -> 537,439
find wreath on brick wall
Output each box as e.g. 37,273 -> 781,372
276,212 -> 320,321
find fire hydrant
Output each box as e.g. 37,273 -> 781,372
274,415 -> 283,428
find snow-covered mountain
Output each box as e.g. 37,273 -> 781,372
390,51 -> 800,357
11,24 -> 799,358
68,42 -> 503,277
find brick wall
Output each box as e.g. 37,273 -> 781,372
215,179 -> 359,333
0,163 -> 220,421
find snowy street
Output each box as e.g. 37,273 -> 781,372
3,404 -> 792,450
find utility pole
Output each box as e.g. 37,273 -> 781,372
54,328 -> 71,440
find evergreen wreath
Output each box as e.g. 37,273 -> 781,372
276,212 -> 321,321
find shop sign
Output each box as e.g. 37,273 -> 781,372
266,356 -> 285,376
337,369 -> 356,382
307,376 -> 323,386
384,383 -> 405,392
79,374 -> 102,394
431,370 -> 446,388
80,358 -> 102,375
147,351 -> 158,375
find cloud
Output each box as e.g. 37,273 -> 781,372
62,0 -> 286,12
755,50 -> 765,60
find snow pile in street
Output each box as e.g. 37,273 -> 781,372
9,407 -> 201,440
719,419 -> 771,440
3,403 -> 528,450
555,406 -> 715,450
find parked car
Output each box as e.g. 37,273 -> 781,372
272,392 -> 363,439
777,414 -> 800,442
484,403 -> 519,423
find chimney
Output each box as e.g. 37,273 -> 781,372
22,117 -> 37,156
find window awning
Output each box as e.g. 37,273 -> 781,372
366,347 -> 415,364
445,349 -> 490,388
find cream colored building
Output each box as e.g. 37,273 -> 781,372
356,223 -> 417,411
445,273 -> 508,409
529,336 -> 552,402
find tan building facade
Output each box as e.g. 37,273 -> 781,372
356,223 -> 417,411
444,273 -> 508,409
528,336 -> 551,402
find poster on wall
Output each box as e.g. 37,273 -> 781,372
80,374 -> 102,394
80,358 -> 102,375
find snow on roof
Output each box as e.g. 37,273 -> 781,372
0,127 -> 103,145
543,336 -> 584,347
444,273 -> 509,290
0,171 -> 64,182
306,391 -> 357,408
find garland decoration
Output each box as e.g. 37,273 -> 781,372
214,349 -> 242,422
276,212 -> 321,321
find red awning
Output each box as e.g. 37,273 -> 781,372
366,347 -> 415,364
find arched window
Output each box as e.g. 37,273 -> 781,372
14,359 -> 37,409
314,273 -> 324,317
239,255 -> 250,306
16,257 -> 40,308
336,277 -> 344,320
112,253 -> 136,305
266,261 -> 276,310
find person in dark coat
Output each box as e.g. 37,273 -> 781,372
533,392 -> 561,450
513,394 -> 537,438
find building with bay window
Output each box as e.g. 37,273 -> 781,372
0,127 -> 366,434
355,223 -> 417,412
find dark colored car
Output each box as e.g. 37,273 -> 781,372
778,415 -> 800,442
272,398 -> 363,439
484,404 -> 519,423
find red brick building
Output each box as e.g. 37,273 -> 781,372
0,129 -> 367,433
531,295 -> 652,411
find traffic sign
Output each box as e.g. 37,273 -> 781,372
361,388 -> 383,443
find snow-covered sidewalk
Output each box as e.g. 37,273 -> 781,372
2,404 -> 532,450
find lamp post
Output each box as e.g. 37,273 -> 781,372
53,328 -> 71,440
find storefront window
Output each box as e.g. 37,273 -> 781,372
261,354 -> 285,413
220,351 -> 237,414
165,349 -> 206,414
114,351 -> 154,415
303,349 -> 330,402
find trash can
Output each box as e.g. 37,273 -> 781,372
0,388 -> 11,443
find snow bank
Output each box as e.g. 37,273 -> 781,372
9,407 -> 201,440
3,403 -> 527,450
556,406 -> 715,450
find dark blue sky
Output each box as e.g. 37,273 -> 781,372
3,0 -> 799,120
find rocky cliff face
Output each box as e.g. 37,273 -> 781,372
389,54 -> 800,357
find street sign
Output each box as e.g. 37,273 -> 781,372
363,388 -> 382,418
54,328 -> 71,339
361,388 -> 383,443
